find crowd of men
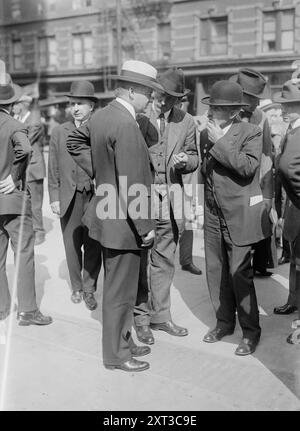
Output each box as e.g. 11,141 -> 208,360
0,59 -> 300,372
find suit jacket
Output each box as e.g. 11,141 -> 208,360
200,118 -> 272,246
66,100 -> 156,250
0,110 -> 32,215
23,111 -> 46,181
241,108 -> 274,199
137,106 -> 198,231
279,125 -> 300,210
48,120 -> 94,218
283,199 -> 300,242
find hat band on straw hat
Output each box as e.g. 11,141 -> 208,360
118,69 -> 158,84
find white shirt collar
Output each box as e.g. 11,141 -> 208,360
290,118 -> 300,130
116,97 -> 136,120
19,111 -> 31,123
222,122 -> 233,135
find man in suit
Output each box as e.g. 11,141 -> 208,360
48,80 -> 102,310
134,68 -> 198,345
0,73 -> 52,326
12,93 -> 46,245
274,81 -> 300,339
66,60 -> 159,372
231,68 -> 275,276
200,80 -> 267,355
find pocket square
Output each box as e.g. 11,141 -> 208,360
249,195 -> 263,206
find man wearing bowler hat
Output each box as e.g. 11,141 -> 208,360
273,80 -> 300,339
134,67 -> 199,345
231,68 -> 275,277
66,60 -> 159,372
200,80 -> 267,355
48,80 -> 102,311
0,70 -> 52,326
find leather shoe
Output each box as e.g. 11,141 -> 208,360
235,338 -> 258,356
254,269 -> 272,277
273,303 -> 297,315
130,345 -> 151,357
203,327 -> 234,343
71,290 -> 83,304
17,310 -> 53,326
278,256 -> 290,265
135,325 -> 154,345
83,292 -> 97,310
105,358 -> 150,372
150,320 -> 188,336
181,263 -> 202,275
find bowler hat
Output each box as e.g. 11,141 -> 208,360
230,68 -> 270,99
0,75 -> 23,105
157,67 -> 190,97
65,80 -> 98,102
109,60 -> 163,92
273,80 -> 300,103
201,80 -> 249,106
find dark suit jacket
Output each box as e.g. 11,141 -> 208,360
137,106 -> 198,231
279,125 -> 300,210
0,110 -> 32,215
48,121 -> 94,218
200,118 -> 271,246
66,100 -> 155,250
23,111 -> 46,181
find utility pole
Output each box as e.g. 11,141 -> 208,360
116,0 -> 122,74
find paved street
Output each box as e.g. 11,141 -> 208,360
1,169 -> 300,411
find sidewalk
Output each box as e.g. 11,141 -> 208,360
1,179 -> 300,411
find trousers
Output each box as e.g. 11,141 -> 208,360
27,179 -> 45,233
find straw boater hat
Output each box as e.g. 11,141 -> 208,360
201,80 -> 249,106
157,67 -> 190,97
259,98 -> 280,111
230,68 -> 270,99
109,60 -> 163,92
65,80 -> 98,103
273,80 -> 300,104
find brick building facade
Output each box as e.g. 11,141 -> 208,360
0,0 -> 299,113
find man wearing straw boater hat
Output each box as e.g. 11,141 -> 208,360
133,67 -> 199,346
67,60 -> 161,372
231,68 -> 275,277
273,80 -> 300,343
48,80 -> 102,311
0,66 -> 52,326
200,80 -> 268,356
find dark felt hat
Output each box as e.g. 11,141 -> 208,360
230,68 -> 270,99
0,74 -> 23,105
157,67 -> 190,97
65,80 -> 98,102
273,80 -> 300,103
201,80 -> 249,106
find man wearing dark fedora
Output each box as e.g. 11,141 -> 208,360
231,68 -> 275,277
273,80 -> 300,339
0,71 -> 52,326
134,67 -> 199,345
200,80 -> 267,356
48,80 -> 102,311
66,60 -> 159,372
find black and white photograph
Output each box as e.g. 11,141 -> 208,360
0,0 -> 300,415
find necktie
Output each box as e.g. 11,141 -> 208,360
159,113 -> 165,136
239,110 -> 252,121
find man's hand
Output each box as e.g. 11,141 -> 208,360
0,175 -> 16,194
50,201 -> 60,216
173,152 -> 188,169
206,120 -> 224,143
141,229 -> 155,247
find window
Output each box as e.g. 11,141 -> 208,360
200,17 -> 228,56
11,0 -> 21,20
12,39 -> 22,70
39,36 -> 57,68
72,33 -> 93,66
157,22 -> 171,60
72,0 -> 92,10
263,9 -> 294,52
